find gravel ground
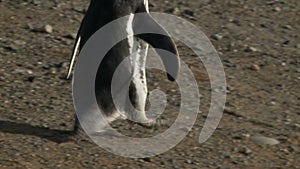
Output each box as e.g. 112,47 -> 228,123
0,0 -> 299,168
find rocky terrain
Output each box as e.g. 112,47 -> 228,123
0,0 -> 299,168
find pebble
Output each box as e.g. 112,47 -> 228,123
12,69 -> 26,74
32,0 -> 42,6
250,64 -> 260,71
273,7 -> 281,12
283,25 -> 292,30
249,23 -> 255,27
242,133 -> 251,138
27,76 -> 35,82
184,9 -> 194,16
4,44 -> 18,51
30,24 -> 53,34
211,34 -> 223,41
239,147 -> 252,155
250,136 -> 280,145
245,46 -> 259,52
66,33 -> 77,39
44,24 -> 53,33
13,40 -> 26,46
283,40 -> 290,45
260,23 -> 268,28
26,23 -> 34,30
142,157 -> 151,162
227,85 -> 235,91
185,159 -> 192,164
165,8 -> 180,15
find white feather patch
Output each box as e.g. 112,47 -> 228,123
67,36 -> 81,79
144,0 -> 149,12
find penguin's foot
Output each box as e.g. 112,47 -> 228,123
68,125 -> 91,143
138,118 -> 171,128
90,128 -> 121,138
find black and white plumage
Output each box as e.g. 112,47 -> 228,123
68,0 -> 180,134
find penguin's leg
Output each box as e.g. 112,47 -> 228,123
128,40 -> 169,127
126,39 -> 148,123
72,116 -> 88,140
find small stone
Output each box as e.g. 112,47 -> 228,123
27,23 -> 34,30
13,40 -> 26,46
32,0 -> 42,6
43,64 -> 51,69
250,136 -> 280,145
224,155 -> 231,159
12,69 -> 26,74
44,24 -> 53,33
283,40 -> 290,45
165,8 -> 180,15
27,70 -> 33,74
66,33 -> 77,39
211,34 -> 223,41
249,23 -> 255,27
184,9 -> 194,16
4,44 -> 18,51
185,159 -> 192,164
260,23 -> 268,28
273,7 -> 281,12
283,25 -> 292,30
227,85 -> 234,91
250,64 -> 260,71
242,133 -> 251,138
61,62 -> 69,68
245,46 -> 258,52
27,76 -> 35,82
142,157 -> 151,162
233,134 -> 243,140
239,147 -> 252,155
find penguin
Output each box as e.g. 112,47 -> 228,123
67,0 -> 180,135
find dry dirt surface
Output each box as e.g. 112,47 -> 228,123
0,0 -> 300,169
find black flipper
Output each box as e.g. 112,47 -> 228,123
133,4 -> 180,81
66,16 -> 85,79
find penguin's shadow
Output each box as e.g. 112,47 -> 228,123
0,120 -> 74,143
